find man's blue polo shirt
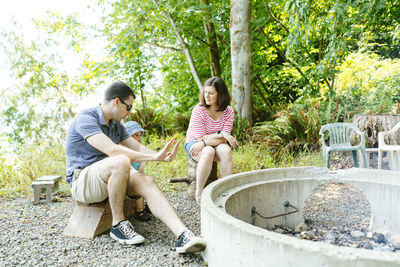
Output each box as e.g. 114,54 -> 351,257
65,105 -> 130,184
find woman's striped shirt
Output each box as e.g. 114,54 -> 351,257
186,104 -> 234,142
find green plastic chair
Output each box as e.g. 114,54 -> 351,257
319,123 -> 367,168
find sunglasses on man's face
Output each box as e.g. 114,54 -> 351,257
119,98 -> 132,111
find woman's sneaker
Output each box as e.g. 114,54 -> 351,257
175,229 -> 206,254
110,220 -> 145,245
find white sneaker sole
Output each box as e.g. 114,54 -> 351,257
176,237 -> 206,254
110,232 -> 145,245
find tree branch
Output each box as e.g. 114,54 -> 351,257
252,15 -> 311,88
256,74 -> 277,107
253,82 -> 272,108
262,0 -> 289,33
153,0 -> 203,90
146,41 -> 183,52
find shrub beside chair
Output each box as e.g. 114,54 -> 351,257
319,123 -> 367,168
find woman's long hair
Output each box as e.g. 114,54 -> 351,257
199,77 -> 231,111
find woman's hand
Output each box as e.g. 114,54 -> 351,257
189,141 -> 205,157
222,132 -> 238,148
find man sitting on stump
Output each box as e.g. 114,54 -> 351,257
65,81 -> 206,254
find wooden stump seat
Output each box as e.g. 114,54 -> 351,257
169,158 -> 218,199
63,198 -> 136,239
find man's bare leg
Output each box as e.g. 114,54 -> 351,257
96,155 -> 205,252
127,173 -> 186,237
97,154 -> 131,225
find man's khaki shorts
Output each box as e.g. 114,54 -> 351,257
71,161 -> 139,203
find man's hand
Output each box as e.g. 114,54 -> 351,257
153,139 -> 181,162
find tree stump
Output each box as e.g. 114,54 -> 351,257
63,198 -> 136,239
169,158 -> 219,199
352,114 -> 400,147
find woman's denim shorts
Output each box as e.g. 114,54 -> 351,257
184,141 -> 199,160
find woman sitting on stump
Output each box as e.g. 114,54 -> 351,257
185,77 -> 238,204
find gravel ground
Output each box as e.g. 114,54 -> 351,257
0,192 -> 206,267
1,152 -> 397,266
303,182 -> 371,230
329,151 -> 390,170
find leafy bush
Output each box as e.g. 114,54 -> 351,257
231,116 -> 253,145
334,52 -> 400,119
129,106 -> 168,137
0,141 -> 66,198
253,102 -> 322,158
0,156 -> 28,198
129,103 -> 192,138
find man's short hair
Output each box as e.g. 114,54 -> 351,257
104,81 -> 136,102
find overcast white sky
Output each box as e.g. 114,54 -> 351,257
0,0 -> 100,88
0,0 -> 111,114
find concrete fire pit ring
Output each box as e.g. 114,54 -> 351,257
201,167 -> 400,267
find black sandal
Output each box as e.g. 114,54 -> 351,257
144,203 -> 152,214
134,210 -> 152,222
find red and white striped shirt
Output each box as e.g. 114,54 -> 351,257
186,104 -> 234,142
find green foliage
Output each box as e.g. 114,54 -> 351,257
231,116 -> 253,145
0,131 -> 323,200
253,102 -> 322,158
0,156 -> 27,198
0,141 -> 66,199
334,52 -> 400,118
250,51 -> 400,156
358,0 -> 400,58
99,0 -> 231,115
319,97 -> 345,124
141,133 -> 189,193
128,105 -> 167,137
128,102 -> 192,139
232,143 -> 276,172
0,18 -> 98,148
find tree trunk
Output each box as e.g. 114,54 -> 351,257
230,0 -> 253,123
153,0 -> 203,91
353,114 -> 400,147
200,0 -> 221,77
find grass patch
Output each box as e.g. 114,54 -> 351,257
0,141 -> 66,199
0,134 -> 325,199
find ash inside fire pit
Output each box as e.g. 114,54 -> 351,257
271,182 -> 398,252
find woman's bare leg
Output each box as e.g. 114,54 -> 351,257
192,146 -> 215,204
215,143 -> 233,177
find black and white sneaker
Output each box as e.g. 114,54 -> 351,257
175,229 -> 206,254
110,220 -> 145,245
